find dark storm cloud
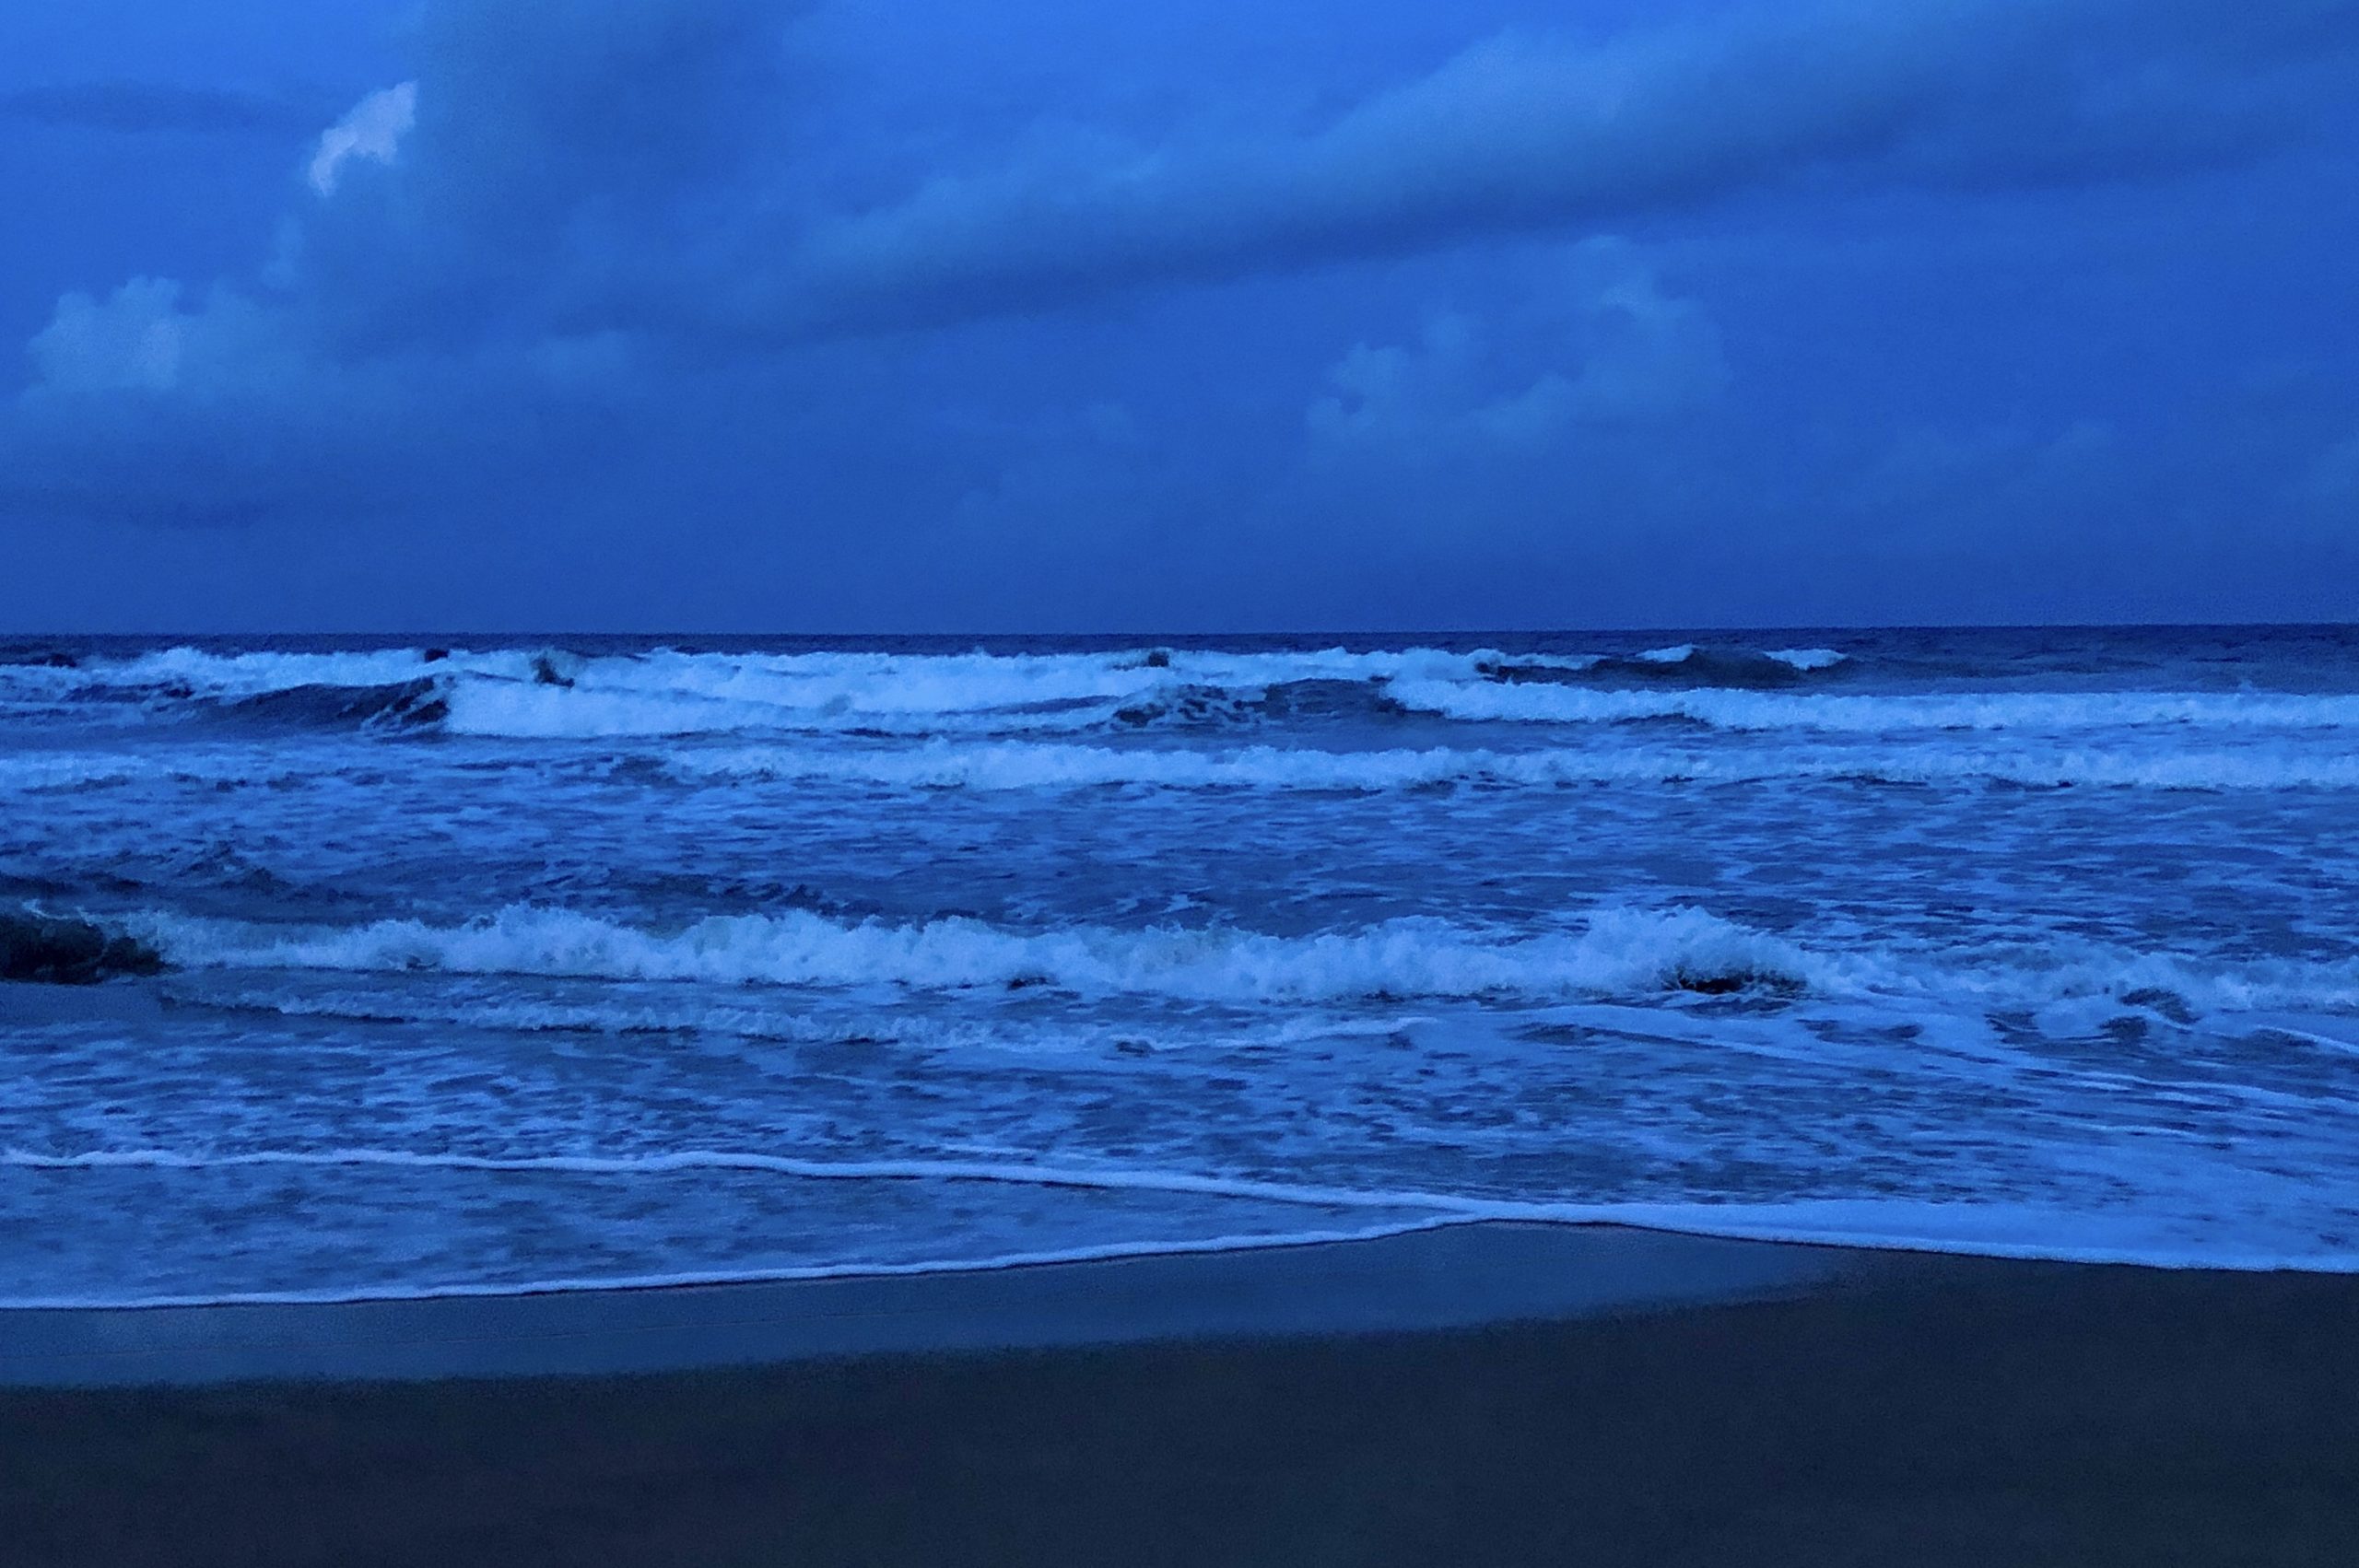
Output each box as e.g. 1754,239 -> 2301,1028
760,0 -> 2359,336
0,82 -> 322,137
283,0 -> 802,354
4,0 -> 2357,557
0,0 -> 803,525
147,0 -> 2359,357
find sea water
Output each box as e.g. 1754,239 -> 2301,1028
2,626 -> 2355,1305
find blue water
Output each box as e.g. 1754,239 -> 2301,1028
4,626 -> 2358,1305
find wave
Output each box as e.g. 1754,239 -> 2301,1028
135,905 -> 1825,1003
0,641 -> 1847,740
18,642 -> 2357,743
217,677 -> 449,730
1500,644 -> 1851,690
425,669 -> 2359,743
126,904 -> 2359,1016
659,739 -> 2359,792
1,909 -> 164,984
1388,681 -> 2359,732
10,732 -> 2351,798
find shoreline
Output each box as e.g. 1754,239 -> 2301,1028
4,1223 -> 2355,1564
1,1222 -> 1860,1387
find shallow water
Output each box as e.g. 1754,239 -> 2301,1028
4,626 -> 2357,1304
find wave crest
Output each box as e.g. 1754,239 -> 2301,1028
127,904 -> 2359,1016
138,905 -> 1823,1003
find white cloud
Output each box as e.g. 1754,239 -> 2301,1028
308,82 -> 419,197
27,279 -> 188,392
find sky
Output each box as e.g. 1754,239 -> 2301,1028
2,0 -> 2356,633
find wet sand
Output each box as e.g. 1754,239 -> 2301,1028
3,1225 -> 2356,1566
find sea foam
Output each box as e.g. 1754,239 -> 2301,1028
137,904 -> 1829,1003
130,904 -> 2359,1015
1385,681 -> 2359,732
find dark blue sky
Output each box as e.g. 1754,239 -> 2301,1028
4,0 -> 2356,631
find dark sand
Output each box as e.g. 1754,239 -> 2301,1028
4,1225 -> 2356,1566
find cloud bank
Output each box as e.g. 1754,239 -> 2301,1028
0,0 -> 2354,632
759,0 -> 2359,335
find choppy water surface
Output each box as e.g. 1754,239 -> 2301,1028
4,626 -> 2357,1305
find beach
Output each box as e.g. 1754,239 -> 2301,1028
6,1224 -> 2357,1566
7,0 -> 2356,1542
7,631 -> 2359,1562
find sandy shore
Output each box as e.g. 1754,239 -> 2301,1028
0,1223 -> 1848,1386
4,1224 -> 2357,1565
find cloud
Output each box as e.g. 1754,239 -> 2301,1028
0,82 -> 320,137
4,278 -> 460,527
1556,252 -> 1733,424
1,0 -> 800,526
28,279 -> 194,394
1307,240 -> 1730,456
276,0 -> 802,358
4,0 -> 2355,542
308,83 -> 418,196
763,0 -> 2359,336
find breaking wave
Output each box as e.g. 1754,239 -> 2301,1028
137,905 -> 1825,1003
14,642 -> 2358,743
1387,681 -> 2359,732
128,904 -> 2359,1015
1496,644 -> 1851,690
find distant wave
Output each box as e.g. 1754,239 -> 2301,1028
1514,644 -> 1850,689
14,642 -> 2359,749
129,904 -> 2359,1015
1387,681 -> 2359,732
0,641 -> 1861,739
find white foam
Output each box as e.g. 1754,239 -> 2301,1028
45,644 -> 2357,748
1766,647 -> 1848,671
98,646 -> 535,696
134,904 -> 1832,1004
1388,681 -> 2359,733
437,646 -> 1511,739
127,904 -> 2359,1015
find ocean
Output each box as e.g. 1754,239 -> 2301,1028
3,626 -> 2356,1307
